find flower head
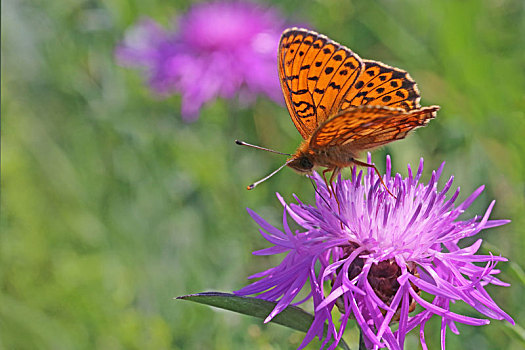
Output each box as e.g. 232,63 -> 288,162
236,155 -> 513,349
115,1 -> 285,121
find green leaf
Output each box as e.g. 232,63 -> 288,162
502,322 -> 525,346
508,261 -> 525,286
176,292 -> 351,350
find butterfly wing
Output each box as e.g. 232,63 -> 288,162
279,28 -> 364,139
309,105 -> 439,150
280,28 -> 430,140
339,60 -> 421,112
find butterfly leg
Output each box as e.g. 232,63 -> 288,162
328,167 -> 344,228
352,159 -> 396,199
329,167 -> 341,195
322,168 -> 334,197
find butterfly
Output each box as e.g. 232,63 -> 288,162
237,28 -> 439,191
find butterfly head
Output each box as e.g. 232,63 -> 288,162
287,155 -> 314,174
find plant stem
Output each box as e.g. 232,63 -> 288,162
359,330 -> 367,350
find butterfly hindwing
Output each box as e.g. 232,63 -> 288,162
309,105 -> 439,149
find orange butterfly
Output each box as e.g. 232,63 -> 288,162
237,28 -> 439,190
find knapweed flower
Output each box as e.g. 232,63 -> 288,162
235,155 -> 513,349
115,1 -> 286,121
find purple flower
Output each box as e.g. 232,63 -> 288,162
235,155 -> 513,349
115,1 -> 286,121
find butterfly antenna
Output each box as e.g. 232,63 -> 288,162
235,140 -> 292,156
247,159 -> 294,190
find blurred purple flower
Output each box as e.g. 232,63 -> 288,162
236,155 -> 513,349
115,1 -> 286,121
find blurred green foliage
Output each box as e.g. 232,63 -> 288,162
2,0 -> 525,349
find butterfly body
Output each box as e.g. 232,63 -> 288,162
287,138 -> 358,175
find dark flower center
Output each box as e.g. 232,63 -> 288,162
342,242 -> 366,280
369,259 -> 402,305
338,242 -> 420,318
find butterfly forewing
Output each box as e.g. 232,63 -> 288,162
279,28 -> 363,139
315,49 -> 363,121
309,105 -> 439,150
340,60 -> 420,112
279,31 -> 318,138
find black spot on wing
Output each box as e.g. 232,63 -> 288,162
293,89 -> 309,94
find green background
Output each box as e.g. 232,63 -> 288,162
2,0 -> 524,348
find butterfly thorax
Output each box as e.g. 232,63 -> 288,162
287,141 -> 358,174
